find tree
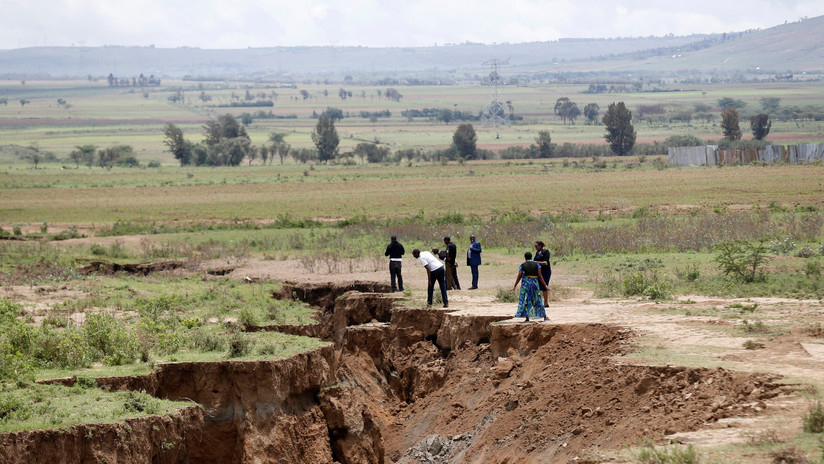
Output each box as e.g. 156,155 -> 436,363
321,107 -> 343,122
163,123 -> 192,165
602,102 -> 636,156
259,145 -> 269,165
554,97 -> 569,117
268,133 -> 286,144
750,113 -> 771,140
19,99 -> 30,107
30,152 -> 42,169
68,149 -> 82,168
97,145 -> 134,169
760,97 -> 780,114
437,108 -> 454,124
70,144 -> 96,169
312,116 -> 339,163
535,131 -> 553,158
292,147 -> 318,164
583,103 -> 600,124
720,108 -> 742,141
354,142 -> 389,163
452,123 -> 477,160
384,88 -> 403,102
717,97 -> 746,110
558,100 -> 581,124
246,145 -> 258,166
300,89 -> 310,100
338,88 -> 347,100
276,142 -> 291,165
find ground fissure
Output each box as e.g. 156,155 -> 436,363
3,282 -> 787,463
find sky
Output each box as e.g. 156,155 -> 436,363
3,0 -> 824,49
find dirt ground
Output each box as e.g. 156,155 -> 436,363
221,253 -> 824,461
4,244 -> 823,462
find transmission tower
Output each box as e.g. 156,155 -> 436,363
481,58 -> 511,129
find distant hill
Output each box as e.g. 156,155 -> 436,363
1,15 -> 822,79
545,15 -> 824,76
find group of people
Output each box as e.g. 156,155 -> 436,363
385,236 -> 552,322
384,235 -> 482,308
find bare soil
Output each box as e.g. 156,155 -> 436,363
3,255 -> 822,463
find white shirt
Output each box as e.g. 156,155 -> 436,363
417,251 -> 444,271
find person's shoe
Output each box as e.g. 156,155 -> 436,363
524,317 -> 529,322
468,286 -> 478,290
443,304 -> 449,308
543,316 -> 550,322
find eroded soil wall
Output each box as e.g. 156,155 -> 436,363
6,285 -> 785,464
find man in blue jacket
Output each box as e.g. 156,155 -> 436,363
467,234 -> 482,289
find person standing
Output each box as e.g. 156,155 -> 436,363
412,249 -> 448,308
512,251 -> 548,322
443,236 -> 460,290
467,234 -> 482,289
384,236 -> 405,292
534,240 -> 551,305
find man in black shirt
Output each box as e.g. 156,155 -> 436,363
443,236 -> 461,290
534,240 -> 551,305
385,236 -> 405,292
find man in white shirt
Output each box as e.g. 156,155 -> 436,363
412,249 -> 448,308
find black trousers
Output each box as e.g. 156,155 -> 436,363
389,261 -> 403,292
427,267 -> 448,306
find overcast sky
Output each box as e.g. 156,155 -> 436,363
3,0 -> 824,49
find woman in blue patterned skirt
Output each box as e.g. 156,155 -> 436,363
511,252 -> 548,322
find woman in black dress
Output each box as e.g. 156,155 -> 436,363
533,241 -> 551,306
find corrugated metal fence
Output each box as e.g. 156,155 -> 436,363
668,144 -> 824,166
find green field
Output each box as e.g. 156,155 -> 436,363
2,79 -> 824,165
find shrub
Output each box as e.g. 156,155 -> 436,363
714,240 -> 769,283
495,288 -> 518,303
635,439 -> 700,464
796,246 -> 816,258
769,236 -> 796,255
806,261 -> 822,279
742,340 -> 763,350
675,264 -> 700,282
238,307 -> 259,327
802,402 -> 824,433
188,329 -> 226,352
227,333 -> 253,358
82,313 -> 139,366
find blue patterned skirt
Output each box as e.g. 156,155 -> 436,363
515,276 -> 546,319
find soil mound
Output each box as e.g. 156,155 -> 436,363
77,259 -> 188,276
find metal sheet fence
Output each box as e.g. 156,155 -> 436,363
668,144 -> 824,166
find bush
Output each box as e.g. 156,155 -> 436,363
495,288 -> 518,303
714,240 -> 769,283
227,333 -> 253,358
802,402 -> 824,433
676,264 -> 700,282
635,439 -> 700,464
769,236 -> 796,255
806,261 -> 822,279
796,246 -> 816,258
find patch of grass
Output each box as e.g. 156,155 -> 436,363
0,383 -> 190,433
802,402 -> 824,433
635,439 -> 700,464
743,339 -> 765,350
769,446 -> 814,464
495,288 -> 518,303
